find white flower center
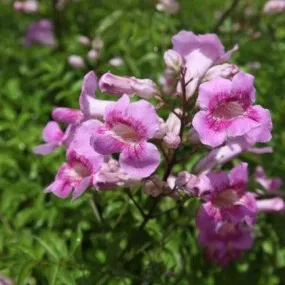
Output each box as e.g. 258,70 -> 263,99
68,162 -> 89,180
213,101 -> 244,120
213,189 -> 239,208
112,124 -> 140,143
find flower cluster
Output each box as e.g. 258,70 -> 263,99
35,29 -> 283,266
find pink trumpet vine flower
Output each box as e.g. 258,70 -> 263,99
198,220 -> 253,267
172,30 -> 238,99
45,120 -> 104,199
256,198 -> 285,213
196,163 -> 257,229
91,95 -> 161,178
24,19 -> 56,47
193,72 -> 272,147
33,121 -> 73,155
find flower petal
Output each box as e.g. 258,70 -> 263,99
192,111 -> 227,147
81,71 -> 97,97
33,143 -> 58,155
231,72 -> 256,104
91,130 -> 123,155
229,163 -> 248,187
126,100 -> 159,138
119,142 -> 160,178
104,94 -> 130,124
198,78 -> 232,110
246,105 -> 272,143
42,121 -> 64,143
72,177 -> 92,200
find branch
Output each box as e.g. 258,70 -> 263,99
213,0 -> 241,33
125,189 -> 146,218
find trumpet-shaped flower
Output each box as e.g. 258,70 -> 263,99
198,220 -> 253,267
193,72 -> 272,147
91,95 -> 160,178
45,120 -> 104,199
172,30 -> 238,98
196,163 -> 256,229
254,166 -> 283,194
33,121 -> 73,155
24,19 -> 56,47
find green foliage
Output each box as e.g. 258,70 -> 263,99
1,0 -> 285,283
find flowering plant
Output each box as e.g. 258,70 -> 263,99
34,29 -> 283,267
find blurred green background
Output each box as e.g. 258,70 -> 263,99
1,0 -> 285,284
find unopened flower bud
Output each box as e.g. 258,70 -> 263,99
163,132 -> 181,149
154,118 -> 167,139
78,35 -> 90,46
176,172 -> 200,193
68,55 -> 85,69
165,109 -> 181,135
143,176 -> 169,197
263,0 -> 285,15
164,49 -> 183,73
14,0 -> 39,13
87,49 -> 99,62
92,37 -> 104,50
99,72 -> 159,99
109,57 -> 124,67
203,64 -> 239,81
256,198 -> 285,213
156,0 -> 180,14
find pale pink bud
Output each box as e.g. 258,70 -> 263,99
165,109 -> 181,135
92,37 -> 104,50
176,172 -> 199,191
14,1 -> 23,10
154,118 -> 167,139
264,0 -> 285,15
203,64 -> 239,81
156,0 -> 180,14
164,49 -> 183,73
99,72 -> 158,99
68,55 -> 85,69
14,0 -> 39,12
87,49 -> 99,62
130,78 -> 158,99
143,176 -> 168,197
23,0 -> 38,12
163,132 -> 181,149
78,35 -> 90,46
109,57 -> 124,67
52,107 -> 83,124
256,198 -> 285,213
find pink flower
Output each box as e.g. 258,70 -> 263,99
198,220 -> 253,267
68,55 -> 85,69
91,95 -> 161,178
176,171 -> 210,198
256,198 -> 285,213
52,72 -> 114,123
193,72 -> 272,147
194,137 -> 252,174
24,19 -> 56,47
33,121 -> 72,155
156,0 -> 180,14
14,0 -> 39,13
264,0 -> 285,15
203,63 -> 239,81
172,30 -> 238,98
196,163 -> 257,228
99,72 -> 158,99
77,35 -> 90,46
254,166 -> 283,194
46,120 -> 104,199
79,72 -> 114,120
